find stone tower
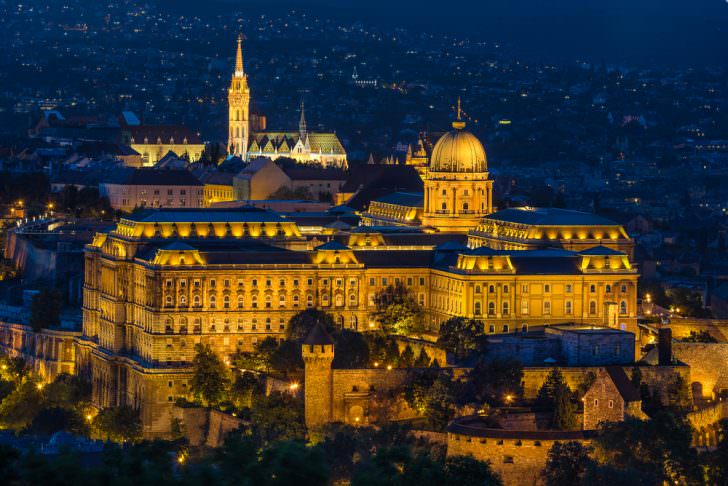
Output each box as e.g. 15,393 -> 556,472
302,322 -> 334,430
228,34 -> 250,159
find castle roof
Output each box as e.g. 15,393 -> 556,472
304,322 -> 334,346
485,207 -> 621,227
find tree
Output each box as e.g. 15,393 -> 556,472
537,369 -> 577,430
257,441 -> 330,486
437,317 -> 487,362
29,288 -> 62,331
0,380 -> 44,431
414,348 -> 431,368
374,282 -> 425,335
287,309 -> 335,342
398,345 -> 415,368
541,441 -> 594,486
424,376 -> 457,430
91,406 -> 142,443
462,358 -> 523,406
592,411 -> 701,485
268,185 -> 315,201
705,419 -> 728,485
270,339 -> 304,375
444,455 -> 503,485
230,371 -> 264,409
190,344 -> 230,406
248,392 -> 306,446
332,330 -> 370,369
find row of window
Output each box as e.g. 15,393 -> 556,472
165,277 -> 358,289
164,292 -> 362,309
472,299 -> 629,316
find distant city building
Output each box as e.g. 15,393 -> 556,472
227,38 -> 347,168
100,169 -> 204,211
121,125 -> 204,166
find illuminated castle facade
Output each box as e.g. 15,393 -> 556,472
227,38 -> 346,168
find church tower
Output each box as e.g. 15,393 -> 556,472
422,99 -> 494,232
228,34 -> 250,159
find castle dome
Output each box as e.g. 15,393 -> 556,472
429,120 -> 487,173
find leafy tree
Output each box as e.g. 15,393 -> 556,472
230,371 -> 264,409
444,455 -> 503,485
257,441 -> 330,486
257,337 -> 280,373
0,380 -> 44,431
413,348 -> 431,367
29,407 -> 85,435
248,392 -> 306,446
399,345 -> 415,368
461,358 -> 523,406
287,309 -> 335,342
91,405 -> 142,443
665,375 -> 692,412
0,355 -> 27,383
374,282 -> 425,335
43,373 -> 91,409
705,419 -> 728,485
541,441 -> 594,486
268,185 -> 315,201
190,343 -> 231,406
537,369 -> 578,430
29,288 -> 62,331
402,370 -> 456,430
592,411 -> 701,485
365,334 -> 400,368
437,317 -> 487,362
270,339 -> 304,375
332,330 -> 370,369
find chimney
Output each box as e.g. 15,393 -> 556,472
658,328 -> 672,366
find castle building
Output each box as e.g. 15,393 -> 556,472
77,204 -> 638,435
228,35 -> 250,159
227,38 -> 346,167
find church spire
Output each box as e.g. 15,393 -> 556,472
299,100 -> 307,140
235,34 -> 244,76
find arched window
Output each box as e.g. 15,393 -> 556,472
620,300 -> 627,315
165,295 -> 173,307
279,294 -> 286,307
565,300 -> 573,315
293,294 -> 300,307
307,294 -> 314,307
193,295 -> 201,307
488,302 -> 495,316
223,295 -> 230,309
441,189 -> 447,196
441,202 -> 447,210
589,300 -> 597,315
605,284 -> 612,293
502,302 -> 509,316
209,295 -> 216,308
474,302 -> 482,315
179,295 -> 187,307
621,284 -> 627,293
590,284 -> 596,293
335,294 -> 344,307
251,295 -> 258,308
265,295 -> 272,308
463,202 -> 469,211
543,300 -> 551,315
503,285 -> 509,294
349,293 -> 356,305
237,295 -> 244,308
489,285 -> 495,294
475,285 -> 482,294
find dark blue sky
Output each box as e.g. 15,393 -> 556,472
173,0 -> 728,67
